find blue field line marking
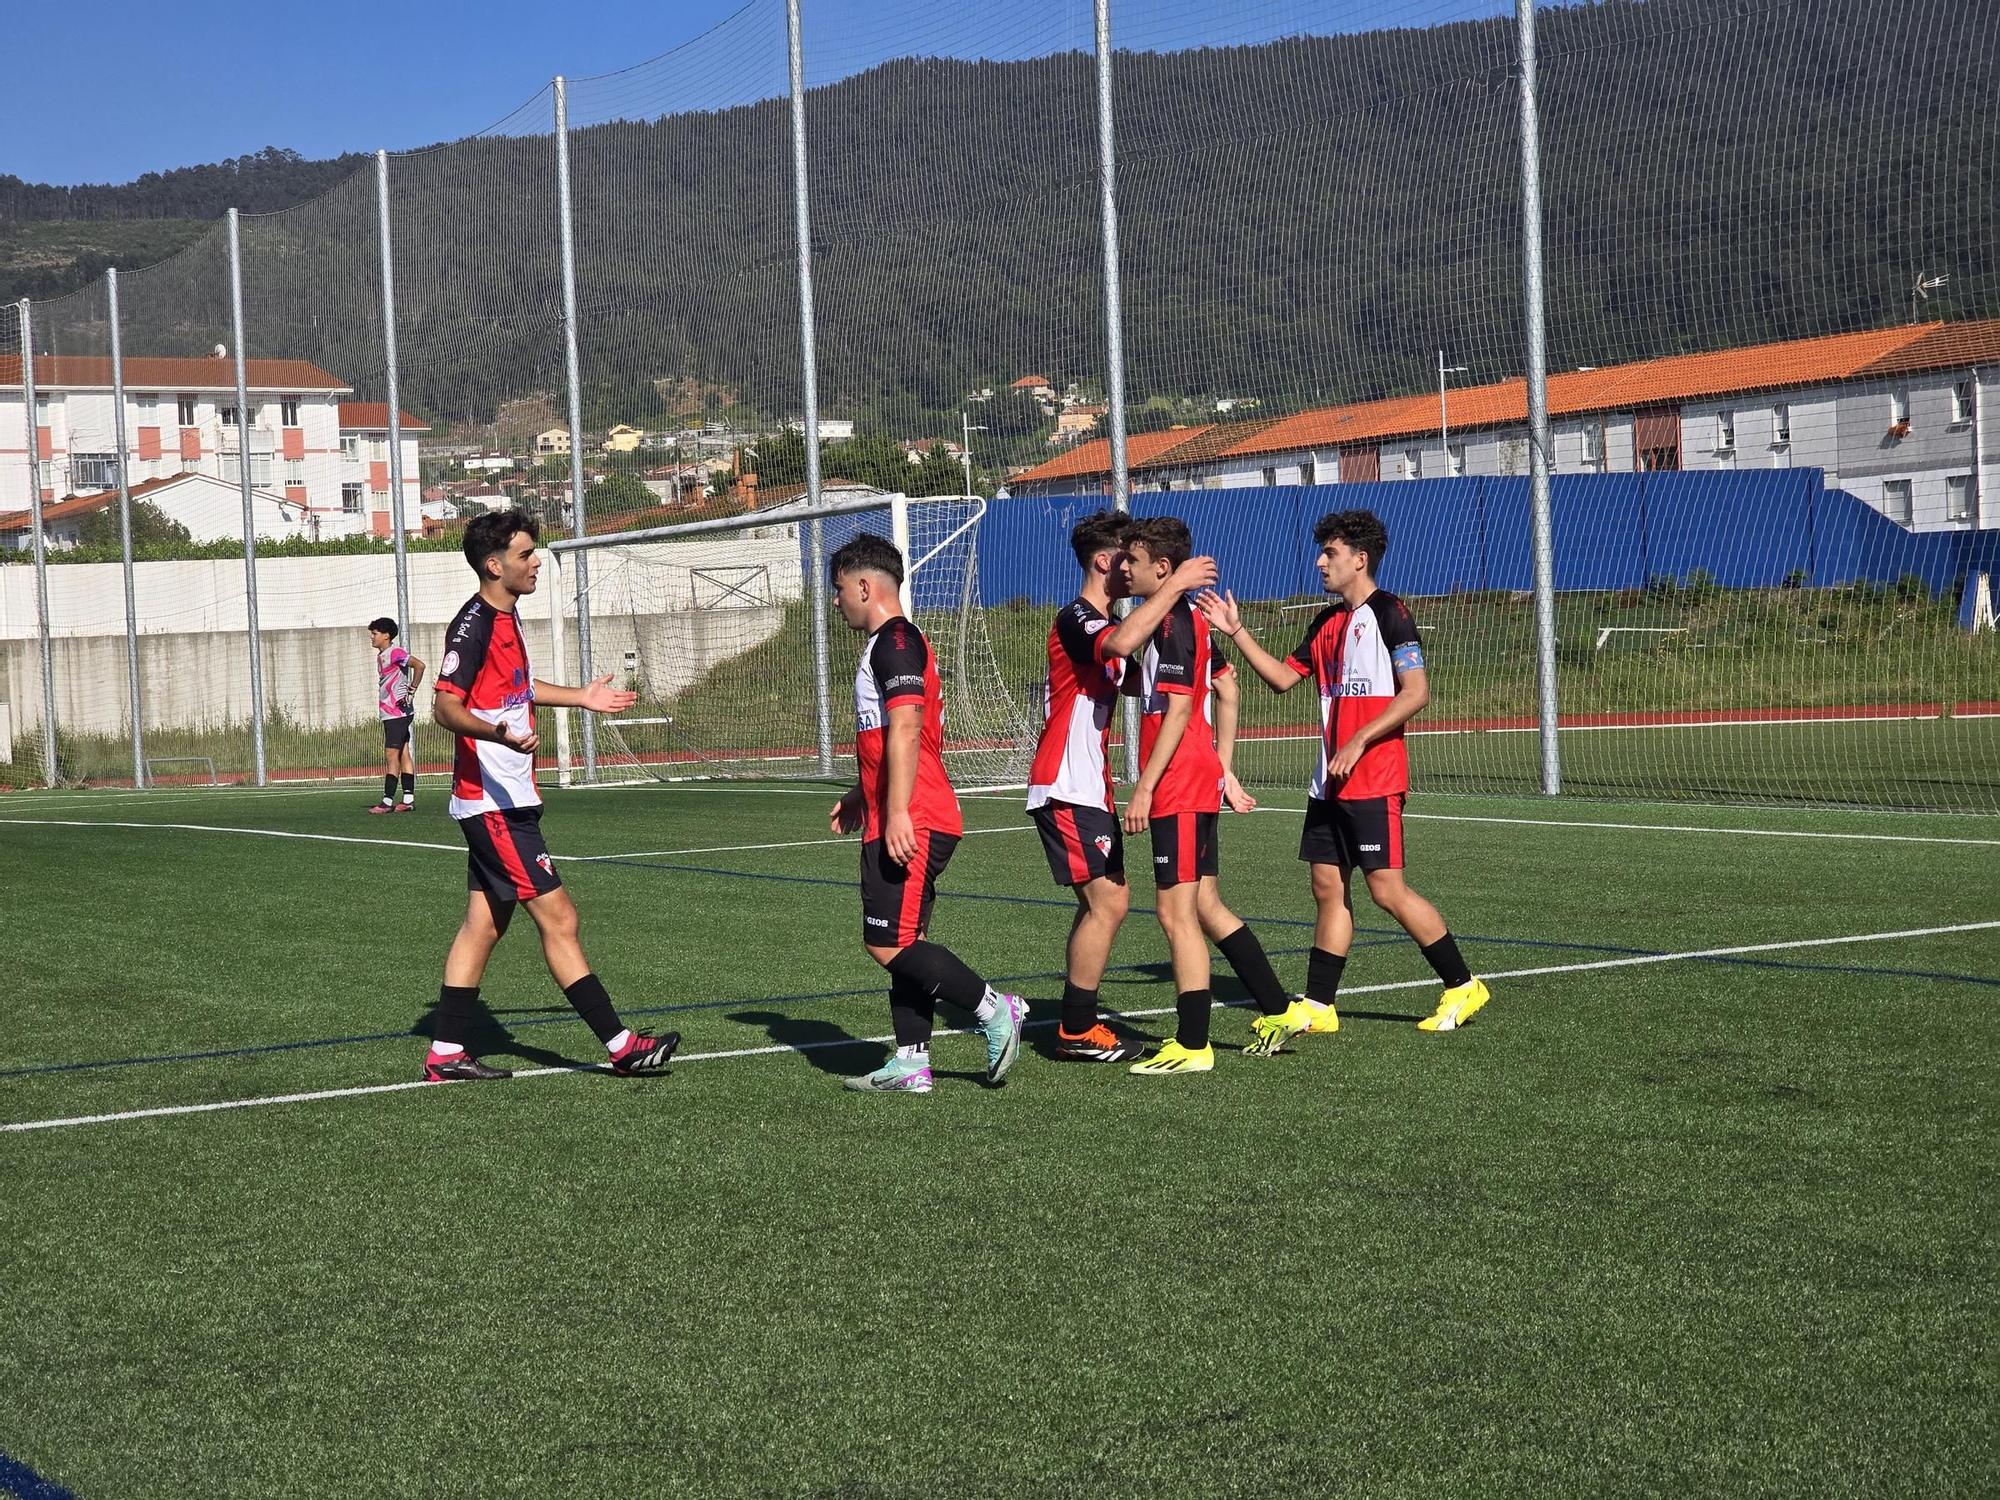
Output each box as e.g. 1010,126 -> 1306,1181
0,1451 -> 79,1500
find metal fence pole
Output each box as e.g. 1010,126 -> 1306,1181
789,0 -> 835,777
226,209 -> 269,786
1517,0 -> 1561,796
106,269 -> 146,787
16,300 -> 59,787
1095,0 -> 1141,782
552,76 -> 597,780
375,150 -> 412,638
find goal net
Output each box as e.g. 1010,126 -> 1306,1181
548,493 -> 1036,788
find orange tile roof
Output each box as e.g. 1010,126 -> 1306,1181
1013,426 -> 1215,487
0,491 -> 118,534
1011,374 -> 1052,389
0,355 -> 349,392
338,402 -> 431,432
1018,320 -> 2000,481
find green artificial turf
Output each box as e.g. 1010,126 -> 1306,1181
0,781 -> 1994,1498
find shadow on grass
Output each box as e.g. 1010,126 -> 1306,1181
409,1000 -> 592,1073
728,1008 -> 886,1079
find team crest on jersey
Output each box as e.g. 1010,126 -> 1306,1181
440,650 -> 460,676
1094,835 -> 1114,856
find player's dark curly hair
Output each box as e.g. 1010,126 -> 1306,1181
1120,514 -> 1192,568
1069,508 -> 1127,569
1312,509 -> 1389,574
464,508 -> 540,577
368,617 -> 399,638
829,532 -> 905,586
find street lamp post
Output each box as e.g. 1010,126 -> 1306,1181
1439,350 -> 1469,470
960,410 -> 987,495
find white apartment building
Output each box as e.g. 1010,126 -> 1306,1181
0,355 -> 426,542
1013,320 -> 2000,535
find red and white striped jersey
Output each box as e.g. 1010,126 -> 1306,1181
1134,596 -> 1229,817
854,616 -> 963,839
1026,596 -> 1124,813
436,595 -> 539,819
1285,589 -> 1424,801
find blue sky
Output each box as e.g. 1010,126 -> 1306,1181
15,0 -> 1504,185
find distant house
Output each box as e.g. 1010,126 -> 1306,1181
1011,374 -> 1054,399
0,471 -> 309,551
1051,406 -> 1105,446
897,439 -> 965,465
533,428 -> 572,456
600,424 -> 646,454
462,452 -> 517,473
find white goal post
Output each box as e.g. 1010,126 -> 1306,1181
544,492 -> 1034,790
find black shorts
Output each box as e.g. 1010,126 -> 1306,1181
460,807 -> 563,905
1299,794 -> 1405,872
860,830 -> 960,947
1029,801 -> 1125,887
383,714 -> 413,751
1148,811 -> 1218,889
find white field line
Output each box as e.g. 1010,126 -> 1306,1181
6,919 -> 1993,1135
0,817 -> 1034,863
1237,805 -> 2000,849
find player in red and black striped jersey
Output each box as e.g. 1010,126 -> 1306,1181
420,508 -> 680,1083
1025,509 -> 1216,1063
1115,516 -> 1294,1076
825,532 -> 1025,1094
1199,508 -> 1490,1037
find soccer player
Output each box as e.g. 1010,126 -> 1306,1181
368,617 -> 424,814
825,532 -> 1026,1094
1117,516 -> 1294,1076
1026,509 -> 1216,1062
420,508 -> 679,1083
1197,508 -> 1489,1039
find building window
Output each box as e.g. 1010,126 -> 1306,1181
1952,380 -> 1974,426
38,459 -> 54,491
1946,474 -> 1975,523
1882,479 -> 1913,525
281,396 -> 301,427
341,483 -> 363,514
1261,466 -> 1278,488
1890,389 -> 1910,426
220,405 -> 238,427
1448,444 -> 1466,477
1773,404 -> 1791,445
136,394 -> 159,417
1716,411 -> 1736,452
72,453 -> 120,490
340,434 -> 360,461
285,458 -> 305,486
1402,449 -> 1421,480
370,437 -> 389,462
1582,420 -> 1604,469
221,452 -> 274,487
177,394 -> 197,425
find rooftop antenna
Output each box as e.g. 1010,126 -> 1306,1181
1911,271 -> 1948,325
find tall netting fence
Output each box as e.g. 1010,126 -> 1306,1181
3,0 -> 1994,808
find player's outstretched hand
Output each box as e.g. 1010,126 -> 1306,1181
1195,587 -> 1241,637
578,673 -> 638,715
1121,785 -> 1153,835
884,809 -> 919,867
1169,554 -> 1219,594
830,787 -> 864,835
1223,772 -> 1258,815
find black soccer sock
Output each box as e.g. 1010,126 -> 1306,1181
1060,982 -> 1099,1034
889,972 -> 935,1048
382,774 -> 397,803
1216,924 -> 1288,1016
1175,989 -> 1213,1050
1306,947 -> 1347,1005
562,972 -> 625,1044
1419,933 -> 1473,989
400,773 -> 416,798
433,985 -> 480,1050
887,940 -> 987,1011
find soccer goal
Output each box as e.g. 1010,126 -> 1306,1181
546,493 -> 1036,789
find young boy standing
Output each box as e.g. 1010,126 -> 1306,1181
1117,516 -> 1294,1076
1025,510 -> 1215,1062
1198,509 -> 1489,1037
826,533 -> 1026,1094
368,617 -> 424,813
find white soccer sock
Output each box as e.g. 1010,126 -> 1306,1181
896,1043 -> 929,1061
605,1028 -> 633,1055
428,1040 -> 466,1058
972,987 -> 1001,1024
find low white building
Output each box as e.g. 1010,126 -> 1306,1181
0,471 -> 309,552
0,354 -> 427,540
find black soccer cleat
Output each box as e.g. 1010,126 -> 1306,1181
422,1053 -> 514,1083
608,1029 -> 681,1076
1053,1021 -> 1146,1064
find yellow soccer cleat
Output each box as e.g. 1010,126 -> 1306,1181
1417,977 -> 1491,1032
1244,998 -> 1317,1058
1303,997 -> 1341,1034
1129,1040 -> 1216,1075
